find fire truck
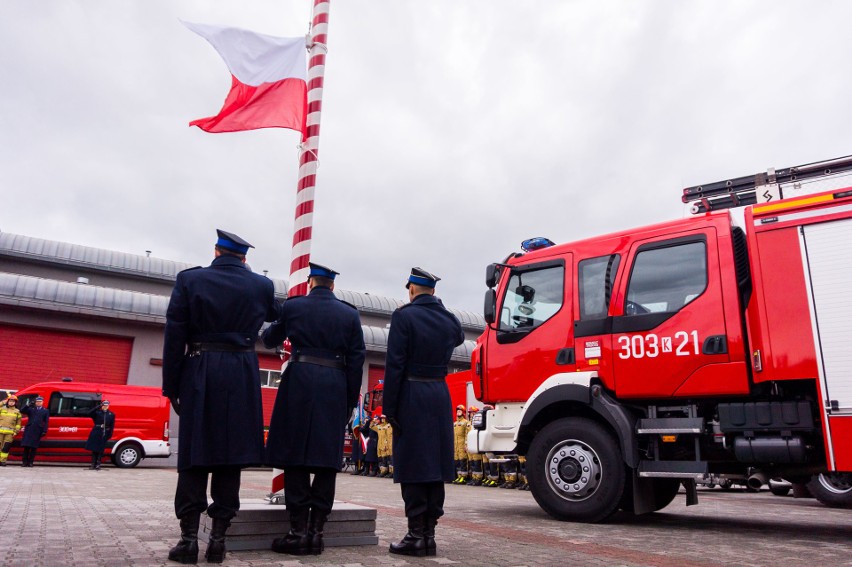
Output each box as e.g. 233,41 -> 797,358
467,155 -> 852,522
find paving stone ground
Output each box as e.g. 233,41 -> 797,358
0,460 -> 849,567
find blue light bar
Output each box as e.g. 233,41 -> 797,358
521,237 -> 555,252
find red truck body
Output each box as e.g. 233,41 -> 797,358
12,381 -> 171,468
468,156 -> 852,521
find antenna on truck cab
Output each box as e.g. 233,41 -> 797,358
682,154 -> 852,214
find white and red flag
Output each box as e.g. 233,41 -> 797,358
184,21 -> 307,136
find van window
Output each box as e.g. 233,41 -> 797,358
579,255 -> 621,319
625,241 -> 707,314
48,391 -> 101,417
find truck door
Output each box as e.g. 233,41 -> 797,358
610,229 -> 748,398
483,257 -> 574,402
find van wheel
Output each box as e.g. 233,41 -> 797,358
807,473 -> 852,508
113,442 -> 143,468
527,417 -> 625,523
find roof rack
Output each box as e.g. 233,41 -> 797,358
682,155 -> 852,214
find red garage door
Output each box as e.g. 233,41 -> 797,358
0,324 -> 133,391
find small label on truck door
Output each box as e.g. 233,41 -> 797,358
584,340 -> 601,358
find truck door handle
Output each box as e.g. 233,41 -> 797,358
556,348 -> 575,365
702,335 -> 727,355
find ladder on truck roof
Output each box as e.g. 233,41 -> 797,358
682,155 -> 852,214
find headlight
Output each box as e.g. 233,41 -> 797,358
472,410 -> 485,430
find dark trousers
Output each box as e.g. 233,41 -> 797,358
401,481 -> 445,519
22,447 -> 37,465
284,466 -> 337,520
175,466 -> 241,520
91,451 -> 103,467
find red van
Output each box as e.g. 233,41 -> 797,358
12,381 -> 171,468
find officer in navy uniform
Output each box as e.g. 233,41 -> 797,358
85,400 -> 115,470
162,230 -> 278,565
385,268 -> 464,558
262,263 -> 365,556
20,395 -> 49,467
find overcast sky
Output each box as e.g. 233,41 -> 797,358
2,1 -> 852,313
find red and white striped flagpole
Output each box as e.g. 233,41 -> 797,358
270,0 -> 331,501
288,0 -> 330,297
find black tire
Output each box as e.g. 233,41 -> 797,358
806,473 -> 852,508
112,442 -> 143,468
527,417 -> 625,523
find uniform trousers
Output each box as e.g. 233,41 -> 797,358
22,447 -> 37,465
175,466 -> 241,520
401,481 -> 445,519
284,466 -> 337,519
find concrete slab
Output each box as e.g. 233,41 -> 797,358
198,499 -> 379,550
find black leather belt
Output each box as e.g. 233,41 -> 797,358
190,343 -> 255,354
407,375 -> 445,382
292,354 -> 345,370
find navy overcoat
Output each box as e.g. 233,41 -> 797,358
20,405 -> 49,448
383,294 -> 464,483
85,408 -> 115,452
162,254 -> 278,472
262,286 -> 365,470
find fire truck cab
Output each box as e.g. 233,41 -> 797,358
468,155 -> 852,522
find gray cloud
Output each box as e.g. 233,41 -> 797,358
3,1 -> 852,313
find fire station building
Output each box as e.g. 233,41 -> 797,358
0,230 -> 483,441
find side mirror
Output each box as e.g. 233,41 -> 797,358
485,264 -> 499,289
484,289 -> 497,325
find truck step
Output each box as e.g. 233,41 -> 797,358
637,417 -> 704,434
638,460 -> 708,478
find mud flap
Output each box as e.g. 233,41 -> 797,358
683,478 -> 699,506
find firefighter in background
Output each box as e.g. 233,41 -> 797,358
349,420 -> 364,475
452,405 -> 471,484
517,455 -> 529,490
501,455 -> 519,489
20,396 -> 49,467
480,405 -> 501,487
85,400 -> 115,471
362,413 -> 380,476
376,415 -> 393,477
0,395 -> 22,466
466,406 -> 483,486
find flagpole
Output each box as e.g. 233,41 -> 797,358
288,0 -> 330,298
270,0 -> 331,502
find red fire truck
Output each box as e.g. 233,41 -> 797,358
467,155 -> 852,522
363,371 -> 474,418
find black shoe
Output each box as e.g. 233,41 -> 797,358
389,515 -> 427,557
204,518 -> 229,564
272,513 -> 310,555
424,516 -> 438,556
307,511 -> 327,556
168,514 -> 200,564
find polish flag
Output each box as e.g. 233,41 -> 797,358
184,21 -> 307,137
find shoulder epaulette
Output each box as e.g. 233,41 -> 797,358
339,299 -> 358,310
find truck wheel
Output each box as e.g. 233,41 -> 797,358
112,442 -> 143,468
527,417 -> 625,523
806,473 -> 852,508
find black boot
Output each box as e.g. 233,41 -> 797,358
307,511 -> 328,555
389,514 -> 427,557
204,518 -> 229,564
168,514 -> 200,564
271,511 -> 310,555
424,516 -> 438,556
89,453 -> 98,470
